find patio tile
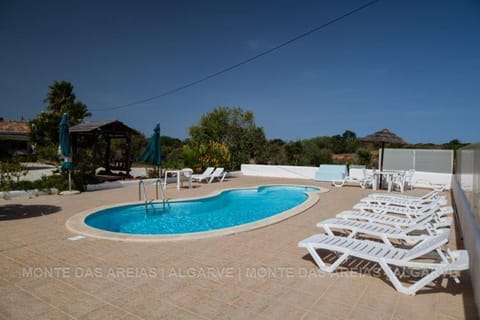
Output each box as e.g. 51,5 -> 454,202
0,176 -> 476,320
0,281 -> 52,319
211,305 -> 262,320
78,303 -> 138,320
36,307 -> 76,319
258,301 -> 307,319
275,288 -> 319,310
109,286 -> 180,318
393,293 -> 438,320
301,311 -> 337,320
174,294 -> 229,318
229,290 -> 276,315
287,272 -> 338,296
347,305 -> 394,320
436,290 -> 478,320
23,280 -> 105,318
356,282 -> 399,314
307,296 -> 355,319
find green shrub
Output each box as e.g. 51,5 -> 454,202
36,145 -> 60,163
0,160 -> 28,190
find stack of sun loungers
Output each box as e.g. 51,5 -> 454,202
298,190 -> 469,295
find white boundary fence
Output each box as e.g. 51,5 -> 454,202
452,142 -> 480,312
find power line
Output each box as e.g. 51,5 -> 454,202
91,0 -> 380,112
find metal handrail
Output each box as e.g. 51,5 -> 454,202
155,178 -> 166,212
138,180 -> 155,214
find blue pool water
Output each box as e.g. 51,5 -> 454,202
85,185 -> 319,235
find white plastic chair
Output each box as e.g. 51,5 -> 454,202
390,171 -> 406,193
404,169 -> 416,190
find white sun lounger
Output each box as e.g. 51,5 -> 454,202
191,167 -> 215,183
316,217 -> 452,247
336,209 -> 450,229
353,201 -> 452,219
360,193 -> 447,208
367,190 -> 440,202
207,167 -> 227,183
298,229 -> 469,295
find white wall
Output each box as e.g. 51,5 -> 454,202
240,164 -> 318,179
241,164 -> 452,189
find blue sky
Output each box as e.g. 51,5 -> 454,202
1,0 -> 479,144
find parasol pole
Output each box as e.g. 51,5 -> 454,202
379,141 -> 385,189
380,141 -> 385,172
68,170 -> 72,191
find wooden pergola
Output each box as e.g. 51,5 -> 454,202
69,120 -> 139,176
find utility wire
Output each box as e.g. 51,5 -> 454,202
91,0 -> 380,111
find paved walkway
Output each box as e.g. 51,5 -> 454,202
0,176 -> 477,319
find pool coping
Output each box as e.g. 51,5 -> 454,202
66,184 -> 328,242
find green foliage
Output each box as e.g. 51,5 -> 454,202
71,148 -> 100,191
442,139 -> 468,150
182,141 -> 231,172
284,141 -> 303,165
299,139 -> 333,166
356,148 -> 372,166
36,145 -> 60,163
30,80 -> 91,147
0,173 -> 69,193
0,160 -> 28,189
257,139 -> 288,165
188,107 -> 266,169
160,136 -> 184,168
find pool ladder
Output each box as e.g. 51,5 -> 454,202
138,179 -> 166,213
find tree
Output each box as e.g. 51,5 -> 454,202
342,130 -> 359,153
257,139 -> 288,165
182,141 -> 231,172
284,141 -> 303,165
30,81 -> 91,147
442,139 -> 468,150
188,107 -> 266,169
300,138 -> 332,165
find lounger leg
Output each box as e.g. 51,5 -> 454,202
379,260 -> 446,295
306,247 -> 350,273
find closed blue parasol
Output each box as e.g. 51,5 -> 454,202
140,123 -> 161,175
59,113 -> 73,191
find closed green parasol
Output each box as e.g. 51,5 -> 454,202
140,123 -> 161,176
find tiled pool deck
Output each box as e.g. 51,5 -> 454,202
0,176 -> 477,319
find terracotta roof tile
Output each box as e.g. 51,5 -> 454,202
0,121 -> 30,134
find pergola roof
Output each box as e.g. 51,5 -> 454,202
69,120 -> 139,137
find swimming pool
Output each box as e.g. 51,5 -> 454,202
67,184 -> 324,241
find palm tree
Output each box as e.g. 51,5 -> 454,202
30,81 -> 91,146
44,80 -> 91,125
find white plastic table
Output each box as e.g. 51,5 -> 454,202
163,169 -> 193,190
